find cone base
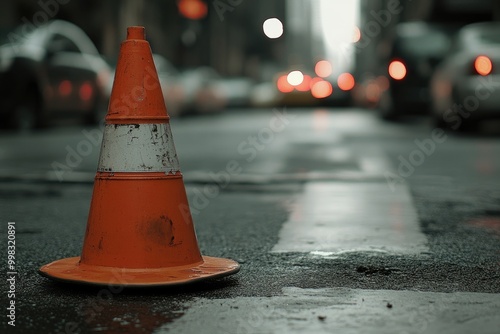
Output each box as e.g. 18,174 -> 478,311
39,256 -> 239,287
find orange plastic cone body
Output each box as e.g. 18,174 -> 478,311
106,27 -> 168,124
81,175 -> 202,269
39,27 -> 239,286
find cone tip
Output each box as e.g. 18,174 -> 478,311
127,26 -> 145,40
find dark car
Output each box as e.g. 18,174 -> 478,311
0,20 -> 111,130
378,22 -> 456,119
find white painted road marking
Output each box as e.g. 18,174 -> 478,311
156,288 -> 500,334
272,182 -> 429,254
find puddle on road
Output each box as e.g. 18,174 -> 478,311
71,300 -> 186,333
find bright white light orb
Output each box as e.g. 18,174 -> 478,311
287,70 -> 304,86
263,18 -> 283,39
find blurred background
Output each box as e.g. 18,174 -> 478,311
3,3 -> 500,333
1,0 -> 500,129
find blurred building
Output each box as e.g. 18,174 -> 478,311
3,0 -> 500,81
205,0 -> 287,78
0,0 -> 293,80
286,0 -> 324,70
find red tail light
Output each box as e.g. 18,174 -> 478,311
315,60 -> 332,78
337,73 -> 355,91
296,75 -> 312,92
277,75 -> 294,93
474,56 -> 492,76
388,60 -> 407,80
311,80 -> 333,99
79,81 -> 93,101
58,80 -> 72,96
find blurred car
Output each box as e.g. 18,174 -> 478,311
251,71 -> 312,107
212,76 -> 254,108
152,54 -> 185,117
431,22 -> 500,131
0,20 -> 111,130
274,70 -> 319,106
378,22 -> 455,119
178,67 -> 226,114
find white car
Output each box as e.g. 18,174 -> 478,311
431,22 -> 500,131
152,54 -> 185,117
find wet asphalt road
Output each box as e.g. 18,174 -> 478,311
0,109 -> 499,333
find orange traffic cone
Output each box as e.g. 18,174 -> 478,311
39,26 -> 239,286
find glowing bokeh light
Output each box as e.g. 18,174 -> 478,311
310,77 -> 324,89
263,18 -> 284,39
287,70 -> 304,86
353,26 -> 361,43
79,82 -> 93,101
315,60 -> 333,78
311,80 -> 333,99
337,73 -> 355,91
296,75 -> 312,92
474,56 -> 492,76
277,75 -> 294,93
388,60 -> 407,80
178,0 -> 207,20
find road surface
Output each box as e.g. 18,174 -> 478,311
0,108 -> 499,333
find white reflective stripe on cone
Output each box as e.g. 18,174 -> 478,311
98,123 -> 180,173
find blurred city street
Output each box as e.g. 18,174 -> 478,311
1,108 -> 499,333
2,0 -> 500,333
